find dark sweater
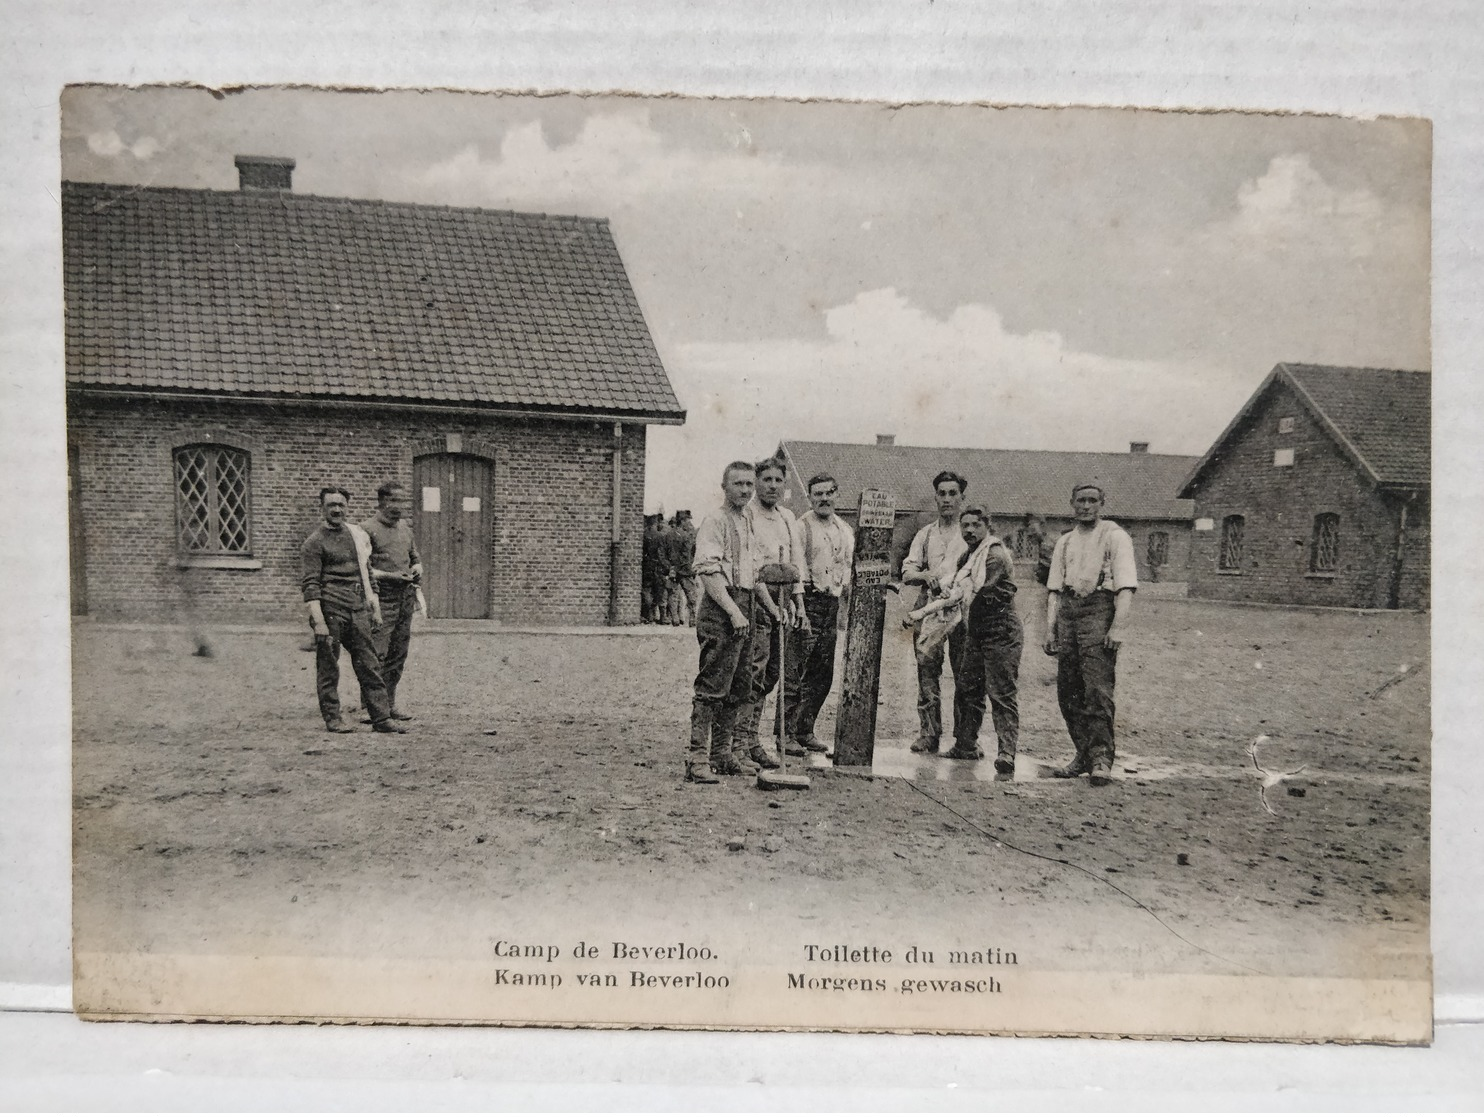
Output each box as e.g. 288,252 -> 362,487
301,524 -> 363,608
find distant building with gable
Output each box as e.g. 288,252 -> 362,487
776,436 -> 1198,583
1177,363 -> 1429,610
64,155 -> 684,623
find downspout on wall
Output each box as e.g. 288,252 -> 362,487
609,422 -> 624,625
1386,489 -> 1416,610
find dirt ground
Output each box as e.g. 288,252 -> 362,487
73,591 -> 1430,993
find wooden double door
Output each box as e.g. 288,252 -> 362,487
412,453 -> 493,619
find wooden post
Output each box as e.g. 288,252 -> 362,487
833,489 -> 896,767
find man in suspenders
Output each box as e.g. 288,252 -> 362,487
686,462 -> 762,782
783,471 -> 854,755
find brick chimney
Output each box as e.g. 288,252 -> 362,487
876,434 -> 896,447
235,155 -> 295,192
1129,441 -> 1149,454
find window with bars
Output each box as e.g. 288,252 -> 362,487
175,444 -> 252,555
1147,530 -> 1169,569
1310,512 -> 1339,573
1219,515 -> 1244,571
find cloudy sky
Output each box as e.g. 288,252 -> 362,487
60,87 -> 1430,515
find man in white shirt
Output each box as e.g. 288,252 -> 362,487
686,461 -> 762,783
783,471 -> 855,755
1044,483 -> 1138,786
901,470 -> 977,754
732,458 -> 807,769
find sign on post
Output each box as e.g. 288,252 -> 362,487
834,488 -> 896,767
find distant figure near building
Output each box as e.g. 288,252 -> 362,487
734,458 -> 806,768
360,481 -> 422,721
902,470 -> 975,754
1044,484 -> 1137,786
301,487 -> 403,735
642,514 -> 671,623
666,510 -> 698,625
686,462 -> 761,783
784,472 -> 855,755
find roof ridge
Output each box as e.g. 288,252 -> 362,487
61,178 -> 611,227
782,439 -> 1199,460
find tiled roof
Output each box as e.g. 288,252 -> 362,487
1179,364 -> 1430,495
779,440 -> 1198,521
62,180 -> 684,419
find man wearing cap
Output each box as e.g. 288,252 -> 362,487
783,471 -> 855,755
300,486 -> 404,736
1044,484 -> 1137,786
732,457 -> 806,770
686,461 -> 761,782
901,470 -> 978,754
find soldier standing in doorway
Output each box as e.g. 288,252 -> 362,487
360,481 -> 422,721
300,487 -> 404,735
1044,483 -> 1137,786
901,470 -> 977,754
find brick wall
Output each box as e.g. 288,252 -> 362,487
1184,380 -> 1428,610
67,394 -> 649,624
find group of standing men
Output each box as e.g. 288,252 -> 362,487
300,482 -> 424,735
684,461 -> 1138,788
684,458 -> 855,783
642,511 -> 699,625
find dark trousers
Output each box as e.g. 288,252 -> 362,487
1055,591 -> 1119,769
784,589 -> 840,740
689,589 -> 755,760
734,599 -> 782,748
317,601 -> 391,727
954,610 -> 1024,757
370,583 -> 416,709
916,623 -> 973,746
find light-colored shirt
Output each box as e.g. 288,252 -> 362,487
1047,519 -> 1138,597
692,506 -> 757,590
797,511 -> 855,596
903,519 -> 969,607
746,501 -> 804,595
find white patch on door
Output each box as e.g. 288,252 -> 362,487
422,486 -> 441,512
462,496 -> 481,512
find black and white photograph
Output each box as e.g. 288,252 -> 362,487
63,84 -> 1431,1040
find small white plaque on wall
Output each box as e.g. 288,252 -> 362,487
1195,518 -> 1214,531
462,496 -> 481,512
1274,448 -> 1295,466
422,486 -> 441,512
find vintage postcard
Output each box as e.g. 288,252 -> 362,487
65,85 -> 1431,1041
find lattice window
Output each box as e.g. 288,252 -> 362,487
174,445 -> 252,555
1219,515 -> 1244,571
1310,512 -> 1339,573
1147,530 -> 1169,569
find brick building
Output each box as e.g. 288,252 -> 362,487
64,158 -> 684,624
1177,363 -> 1429,610
776,438 -> 1198,582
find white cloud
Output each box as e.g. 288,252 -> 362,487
1201,153 -> 1414,260
646,288 -> 1248,514
85,130 -> 161,160
413,109 -> 801,213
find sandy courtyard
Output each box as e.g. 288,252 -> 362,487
71,592 -> 1430,1032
